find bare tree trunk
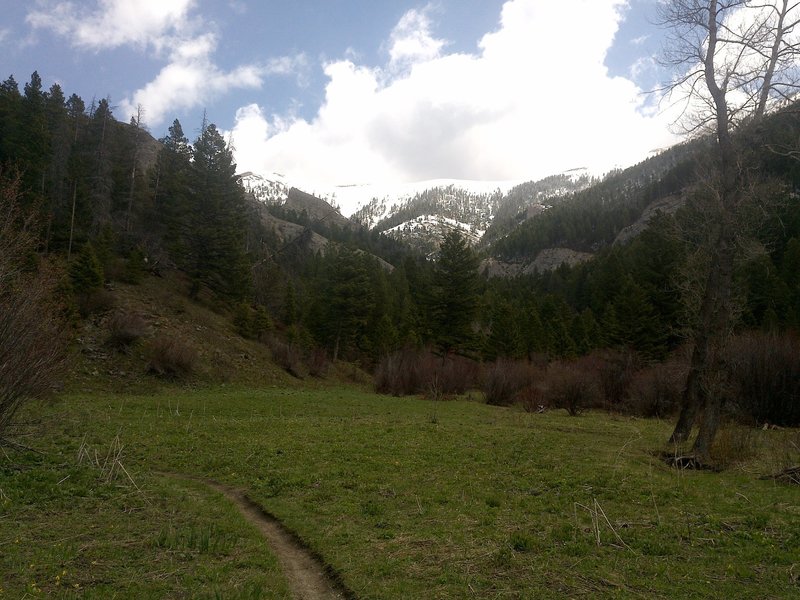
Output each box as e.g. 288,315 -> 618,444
67,181 -> 77,260
126,105 -> 144,234
660,0 -> 800,461
669,0 -> 741,459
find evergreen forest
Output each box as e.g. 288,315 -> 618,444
2,68 -> 800,436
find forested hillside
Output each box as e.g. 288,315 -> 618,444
2,69 -> 800,383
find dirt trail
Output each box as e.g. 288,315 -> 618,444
174,475 -> 352,599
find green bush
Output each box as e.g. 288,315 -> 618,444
69,243 -> 104,294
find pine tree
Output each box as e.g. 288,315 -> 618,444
312,248 -> 376,360
0,76 -> 21,165
430,229 -> 480,355
20,72 -> 50,205
486,297 -> 523,359
189,122 -> 250,300
87,97 -> 114,233
154,119 -> 192,257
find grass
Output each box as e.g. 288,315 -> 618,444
2,387 -> 799,598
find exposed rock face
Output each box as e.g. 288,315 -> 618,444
481,247 -> 594,278
481,258 -> 525,278
246,195 -> 393,272
285,188 -> 356,230
614,194 -> 684,245
528,248 -> 594,273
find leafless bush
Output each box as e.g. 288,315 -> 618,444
307,347 -> 330,378
726,332 -> 800,427
375,347 -> 481,398
546,361 -> 599,416
147,335 -> 197,378
107,311 -> 148,349
625,360 -> 685,418
0,172 -> 68,442
78,287 -> 116,317
484,359 -> 539,407
433,354 -> 482,398
267,336 -> 307,379
375,347 -> 434,396
595,349 -> 640,411
518,384 -> 547,413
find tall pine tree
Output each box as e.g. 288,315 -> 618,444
430,229 -> 480,355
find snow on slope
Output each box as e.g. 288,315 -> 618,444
330,178 -> 520,220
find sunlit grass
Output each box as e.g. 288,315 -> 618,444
2,386 -> 798,598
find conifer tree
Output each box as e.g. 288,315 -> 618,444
189,122 -> 250,300
20,72 -> 50,205
312,248 -> 376,360
431,229 -> 480,355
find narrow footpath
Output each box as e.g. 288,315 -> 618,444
173,475 -> 353,600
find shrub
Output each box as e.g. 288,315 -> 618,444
122,247 -> 147,284
233,302 -> 255,339
625,360 -> 685,418
267,336 -> 307,379
375,347 -> 434,396
546,362 -> 599,416
307,348 -> 330,378
77,287 -> 116,318
484,359 -> 538,407
69,243 -> 104,294
232,303 -> 272,341
252,306 -> 273,341
726,332 -> 800,427
0,172 -> 68,442
518,383 -> 547,413
107,311 -> 148,349
375,347 -> 481,398
148,336 -> 197,378
711,424 -> 757,468
432,354 -> 482,399
595,349 -> 640,410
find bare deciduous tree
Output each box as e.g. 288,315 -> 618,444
659,0 -> 800,461
0,171 -> 68,447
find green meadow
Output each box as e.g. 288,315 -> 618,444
1,386 -> 798,598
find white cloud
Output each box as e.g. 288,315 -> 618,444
26,0 -> 307,127
229,0 -> 678,205
26,0 -> 194,51
630,55 -> 658,80
118,48 -> 308,126
387,5 -> 447,69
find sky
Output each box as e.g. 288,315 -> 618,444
2,0 -> 679,206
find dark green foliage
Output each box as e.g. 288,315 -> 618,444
309,248 -> 377,360
186,123 -> 251,300
491,142 -> 701,261
485,297 -> 524,360
122,246 -> 147,284
4,65 -> 800,383
252,305 -> 273,339
430,230 -> 480,355
233,303 -> 273,341
69,242 -> 104,294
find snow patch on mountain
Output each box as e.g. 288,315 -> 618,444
239,171 -> 290,205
